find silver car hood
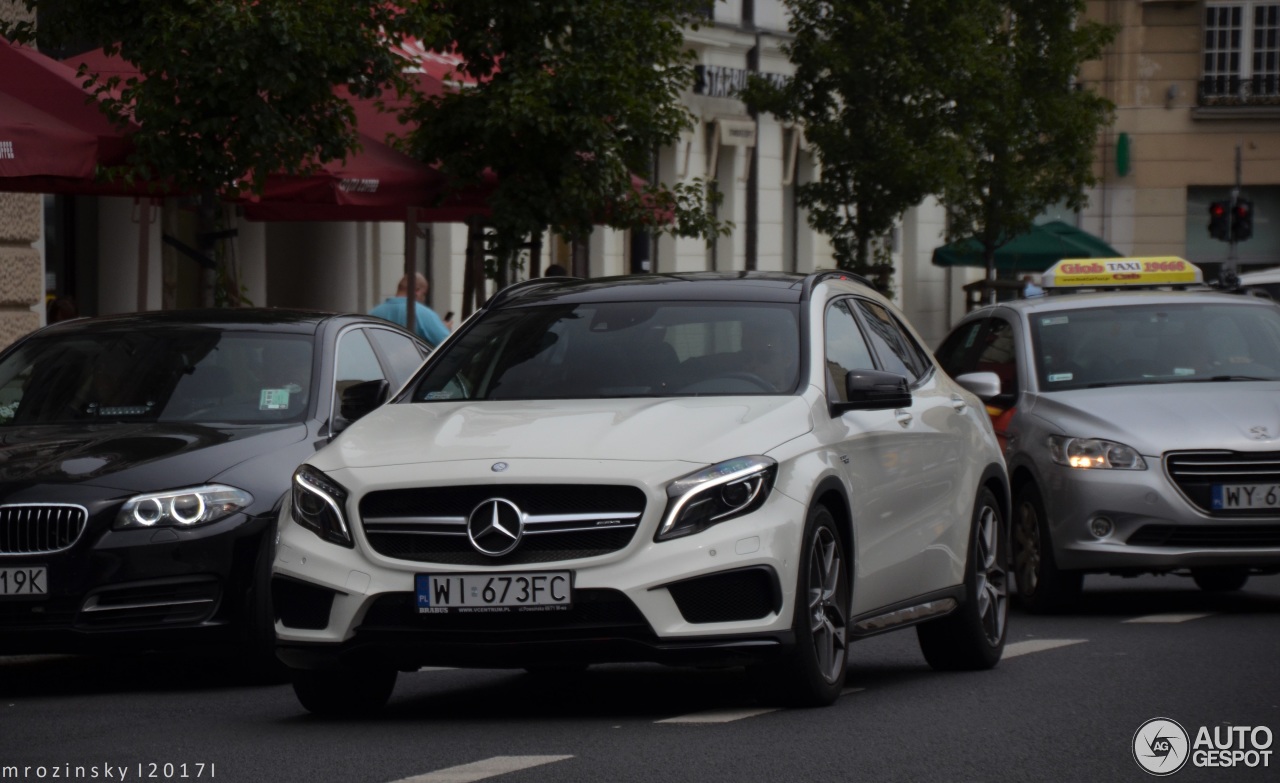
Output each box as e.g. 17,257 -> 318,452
1028,381 -> 1280,455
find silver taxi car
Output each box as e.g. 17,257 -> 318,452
936,258 -> 1280,610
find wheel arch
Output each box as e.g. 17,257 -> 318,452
803,475 -> 855,591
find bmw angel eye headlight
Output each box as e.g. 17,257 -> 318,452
1047,436 -> 1147,470
115,485 -> 253,530
291,465 -> 354,548
656,456 -> 778,542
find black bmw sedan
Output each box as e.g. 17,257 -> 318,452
0,309 -> 430,668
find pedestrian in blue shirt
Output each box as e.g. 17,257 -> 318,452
370,273 -> 451,346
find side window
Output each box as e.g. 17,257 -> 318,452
853,300 -> 929,382
825,300 -> 877,402
974,318 -> 1018,400
335,330 -> 387,402
367,328 -> 428,388
935,320 -> 985,378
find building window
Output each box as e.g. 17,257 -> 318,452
1202,2 -> 1280,104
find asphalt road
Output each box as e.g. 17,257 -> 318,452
2,573 -> 1277,783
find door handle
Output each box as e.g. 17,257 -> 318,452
894,409 -> 913,427
951,394 -> 967,411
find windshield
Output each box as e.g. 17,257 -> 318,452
411,301 -> 801,401
1031,301 -> 1280,391
0,328 -> 314,426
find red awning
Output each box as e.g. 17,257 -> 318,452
0,91 -> 99,181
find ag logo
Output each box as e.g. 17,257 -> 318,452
1133,717 -> 1190,776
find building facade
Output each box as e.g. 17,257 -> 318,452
0,1 -> 42,348
17,2 -> 1268,354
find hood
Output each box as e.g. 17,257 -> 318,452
324,395 -> 816,469
1030,381 -> 1280,454
0,422 -> 308,493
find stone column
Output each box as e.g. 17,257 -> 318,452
0,2 -> 43,349
0,192 -> 43,349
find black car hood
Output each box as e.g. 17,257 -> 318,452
0,422 -> 308,494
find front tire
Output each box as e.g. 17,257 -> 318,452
1192,567 -> 1249,593
291,668 -> 397,717
917,486 -> 1008,670
1012,483 -> 1082,612
750,505 -> 848,708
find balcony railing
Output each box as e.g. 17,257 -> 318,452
1199,74 -> 1280,106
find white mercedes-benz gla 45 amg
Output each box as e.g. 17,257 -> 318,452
273,271 -> 1010,714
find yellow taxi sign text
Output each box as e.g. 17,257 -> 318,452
1042,257 -> 1203,288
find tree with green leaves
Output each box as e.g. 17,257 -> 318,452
402,0 -> 724,279
745,0 -> 985,291
3,0 -> 725,306
940,0 -> 1115,283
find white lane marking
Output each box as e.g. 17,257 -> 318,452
1003,639 -> 1087,659
389,756 -> 573,783
659,687 -> 864,723
1123,613 -> 1213,624
658,707 -> 779,724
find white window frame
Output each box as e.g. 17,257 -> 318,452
1204,2 -> 1280,101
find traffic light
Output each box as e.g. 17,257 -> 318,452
1209,200 -> 1230,241
1232,198 -> 1254,242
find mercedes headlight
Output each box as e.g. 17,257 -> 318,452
1047,436 -> 1147,470
656,456 -> 777,542
115,485 -> 253,529
291,464 -> 354,547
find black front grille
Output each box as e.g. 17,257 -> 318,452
273,576 -> 337,630
0,504 -> 88,554
359,484 -> 647,565
665,567 -> 781,624
1127,525 -> 1280,548
1165,451 -> 1280,516
76,576 -> 221,629
359,588 -> 654,640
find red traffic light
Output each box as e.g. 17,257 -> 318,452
1211,203 -> 1227,217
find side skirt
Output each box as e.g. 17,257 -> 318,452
848,586 -> 965,640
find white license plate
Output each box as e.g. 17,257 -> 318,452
1212,484 -> 1280,510
415,571 -> 571,614
0,566 -> 47,596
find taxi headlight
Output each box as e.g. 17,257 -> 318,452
115,485 -> 253,529
656,456 -> 777,542
1047,436 -> 1147,470
291,465 -> 354,548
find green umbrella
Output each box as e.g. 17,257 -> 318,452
931,220 -> 1120,273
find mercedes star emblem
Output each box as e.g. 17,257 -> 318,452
467,498 -> 525,556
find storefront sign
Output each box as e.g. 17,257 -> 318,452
693,65 -> 789,99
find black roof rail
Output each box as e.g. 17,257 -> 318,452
482,277 -> 582,310
801,269 -> 876,301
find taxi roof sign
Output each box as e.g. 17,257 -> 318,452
1042,257 -> 1203,289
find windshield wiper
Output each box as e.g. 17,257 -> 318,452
1194,375 -> 1273,382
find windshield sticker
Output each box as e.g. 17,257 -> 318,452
1172,367 -> 1197,376
425,391 -> 454,400
1041,316 -> 1069,326
1047,373 -> 1074,382
260,388 -> 291,410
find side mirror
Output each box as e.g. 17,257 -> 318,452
334,379 -> 390,433
953,371 -> 1002,401
832,370 -> 912,414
